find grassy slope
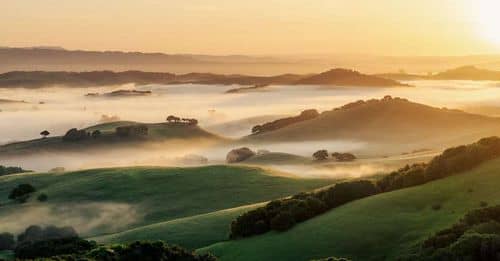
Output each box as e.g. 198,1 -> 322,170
0,165 -> 332,243
0,121 -> 223,154
92,203 -> 262,249
201,158 -> 500,261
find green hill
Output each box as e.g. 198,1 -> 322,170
0,165 -> 332,248
200,158 -> 500,261
0,121 -> 224,155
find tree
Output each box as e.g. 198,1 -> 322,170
313,150 -> 329,161
8,183 -> 36,202
91,130 -> 101,139
40,130 -> 50,138
0,232 -> 15,250
37,193 -> 48,202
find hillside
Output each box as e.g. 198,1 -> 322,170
245,96 -> 500,148
295,68 -> 406,86
0,165 -> 332,246
0,68 -> 406,88
201,157 -> 500,260
430,65 -> 500,80
377,66 -> 500,81
0,121 -> 223,156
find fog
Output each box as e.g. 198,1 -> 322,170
0,202 -> 139,237
0,80 -> 499,175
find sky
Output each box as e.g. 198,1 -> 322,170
1,0 -> 500,56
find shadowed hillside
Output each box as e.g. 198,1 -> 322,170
244,96 -> 500,149
296,68 -> 406,86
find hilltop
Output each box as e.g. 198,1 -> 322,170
0,68 -> 405,88
0,120 -> 223,156
245,96 -> 500,148
296,68 -> 406,86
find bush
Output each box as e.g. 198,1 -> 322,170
0,232 -> 15,250
37,193 -> 48,202
17,225 -> 78,244
8,183 -> 36,202
15,237 -> 96,259
62,128 -> 89,141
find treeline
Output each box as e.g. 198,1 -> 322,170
0,165 -> 30,176
378,136 -> 500,192
230,180 -> 378,238
251,109 -> 319,135
403,204 -> 500,260
0,224 -> 217,260
230,136 -> 500,238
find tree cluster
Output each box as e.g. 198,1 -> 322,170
62,128 -> 102,142
251,109 -> 319,135
377,136 -> 500,192
166,115 -> 198,125
230,180 -> 379,238
404,205 -> 500,261
1,224 -> 217,260
312,150 -> 357,162
231,136 -> 500,239
0,165 -> 30,176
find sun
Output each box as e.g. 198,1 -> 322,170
476,0 -> 500,45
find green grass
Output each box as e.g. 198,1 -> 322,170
0,165 -> 332,245
200,158 -> 500,261
0,250 -> 14,261
92,203 -> 263,249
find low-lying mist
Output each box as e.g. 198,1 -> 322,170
0,202 -> 140,237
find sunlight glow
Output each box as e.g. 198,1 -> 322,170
476,0 -> 500,45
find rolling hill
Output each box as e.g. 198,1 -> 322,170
0,121 -> 224,156
377,65 -> 500,81
0,165 -> 333,248
200,157 -> 500,260
296,68 -> 406,86
245,96 -> 500,148
0,68 -> 405,88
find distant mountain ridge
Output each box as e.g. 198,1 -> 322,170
0,68 -> 405,88
377,65 -> 500,81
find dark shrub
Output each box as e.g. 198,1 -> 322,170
0,232 -> 15,250
331,152 -> 357,162
91,130 -> 101,139
8,183 -> 36,202
431,203 -> 442,211
270,211 -> 296,231
37,193 -> 48,202
15,237 -> 96,259
110,241 -> 217,261
17,225 -> 78,244
62,128 -> 88,141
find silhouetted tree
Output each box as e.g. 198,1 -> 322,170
0,232 -> 15,250
40,130 -> 50,139
313,150 -> 329,161
8,183 -> 36,202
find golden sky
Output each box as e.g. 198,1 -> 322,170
2,0 -> 500,56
